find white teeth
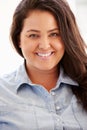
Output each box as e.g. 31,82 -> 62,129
37,52 -> 52,57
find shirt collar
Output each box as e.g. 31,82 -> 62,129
55,66 -> 79,89
15,63 -> 78,93
14,62 -> 32,92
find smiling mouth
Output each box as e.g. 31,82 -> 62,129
35,52 -> 54,57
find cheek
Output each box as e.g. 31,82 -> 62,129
20,43 -> 36,58
21,45 -> 31,54
54,40 -> 65,52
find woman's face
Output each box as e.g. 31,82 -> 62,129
19,10 -> 65,71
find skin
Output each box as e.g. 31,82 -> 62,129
19,10 -> 65,91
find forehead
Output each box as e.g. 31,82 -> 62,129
23,10 -> 58,29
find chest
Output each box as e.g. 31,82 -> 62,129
0,101 -> 87,130
0,84 -> 87,130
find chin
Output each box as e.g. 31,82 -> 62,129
37,66 -> 55,71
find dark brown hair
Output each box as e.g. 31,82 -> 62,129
10,0 -> 87,110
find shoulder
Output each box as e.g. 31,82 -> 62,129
0,62 -> 30,91
0,63 -> 24,87
0,68 -> 18,87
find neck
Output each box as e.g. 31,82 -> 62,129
26,65 -> 59,91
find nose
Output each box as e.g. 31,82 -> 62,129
38,36 -> 51,50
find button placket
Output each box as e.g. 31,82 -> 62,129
50,91 -> 61,113
55,115 -> 63,130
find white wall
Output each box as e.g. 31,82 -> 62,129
76,1 -> 87,43
67,0 -> 76,14
0,0 -> 23,75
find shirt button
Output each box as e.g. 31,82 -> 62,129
56,116 -> 61,122
56,106 -> 61,110
51,91 -> 55,96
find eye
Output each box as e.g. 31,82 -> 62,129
26,34 -> 39,39
49,32 -> 60,37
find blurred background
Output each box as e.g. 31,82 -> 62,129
0,0 -> 87,75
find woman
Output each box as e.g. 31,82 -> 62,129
0,0 -> 87,129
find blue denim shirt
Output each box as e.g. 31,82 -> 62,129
0,63 -> 87,130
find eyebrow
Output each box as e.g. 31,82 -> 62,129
47,28 -> 59,33
27,28 -> 59,33
27,29 -> 40,33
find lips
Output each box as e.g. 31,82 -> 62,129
36,52 -> 54,57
